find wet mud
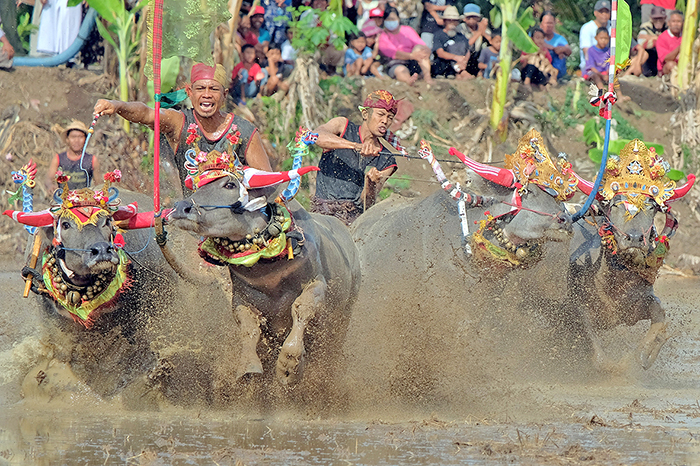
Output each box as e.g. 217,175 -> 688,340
1,247 -> 699,465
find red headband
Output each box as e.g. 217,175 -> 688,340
191,63 -> 227,86
362,90 -> 399,114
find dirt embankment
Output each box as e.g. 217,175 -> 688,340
1,67 -> 699,270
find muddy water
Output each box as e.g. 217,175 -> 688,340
0,270 -> 699,465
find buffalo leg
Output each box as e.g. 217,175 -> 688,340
636,297 -> 668,370
234,304 -> 264,379
276,278 -> 326,386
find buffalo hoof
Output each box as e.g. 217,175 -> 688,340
638,322 -> 669,370
276,336 -> 306,386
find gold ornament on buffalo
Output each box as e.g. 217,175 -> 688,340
505,129 -> 578,201
600,139 -> 676,206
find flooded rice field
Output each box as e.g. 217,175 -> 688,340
0,270 -> 699,465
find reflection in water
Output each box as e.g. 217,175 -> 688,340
0,409 -> 699,465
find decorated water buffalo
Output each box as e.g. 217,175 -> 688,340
343,130 -> 575,405
568,139 -> 695,369
166,129 -> 361,389
3,169 -> 175,399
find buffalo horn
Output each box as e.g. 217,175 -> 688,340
448,147 -> 516,188
669,173 -> 696,200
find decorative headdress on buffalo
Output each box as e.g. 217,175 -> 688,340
574,139 -> 696,216
3,169 -> 151,234
449,128 -> 578,201
183,129 -> 319,211
504,129 -> 578,201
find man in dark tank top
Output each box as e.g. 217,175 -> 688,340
311,90 -> 405,226
94,63 -> 273,195
45,120 -> 100,192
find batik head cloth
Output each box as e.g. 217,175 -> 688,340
361,90 -> 399,114
190,63 -> 228,87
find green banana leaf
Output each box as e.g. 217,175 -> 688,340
615,0 -> 632,65
506,21 -> 538,54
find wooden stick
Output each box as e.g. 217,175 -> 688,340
24,234 -> 42,298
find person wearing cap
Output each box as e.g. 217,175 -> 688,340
457,3 -> 491,77
579,1 -> 610,72
310,90 -> 404,225
45,120 -> 100,192
420,0 -> 453,50
362,22 -> 385,76
431,6 -> 472,79
249,5 -> 272,62
640,0 -> 675,24
539,11 -> 571,81
626,6 -> 667,77
93,63 -> 273,194
366,7 -> 385,29
379,6 -> 433,85
656,9 -> 683,76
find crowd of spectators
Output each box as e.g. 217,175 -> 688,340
229,0 -> 686,103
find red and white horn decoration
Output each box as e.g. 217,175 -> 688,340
448,148 -> 516,188
242,166 -> 319,189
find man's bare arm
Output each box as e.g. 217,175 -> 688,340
314,117 -> 359,151
94,100 -> 183,140
245,132 -> 273,171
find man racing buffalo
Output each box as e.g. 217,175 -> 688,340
93,63 -> 273,193
311,90 -> 405,225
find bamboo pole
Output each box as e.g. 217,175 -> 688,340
677,0 -> 699,91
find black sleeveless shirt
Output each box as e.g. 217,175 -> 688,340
315,121 -> 397,210
57,152 -> 94,189
173,108 -> 257,193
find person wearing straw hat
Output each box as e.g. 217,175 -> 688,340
94,63 -> 273,194
45,120 -> 100,192
431,6 -> 472,79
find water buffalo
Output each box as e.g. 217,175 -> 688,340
3,176 -> 176,401
567,139 -> 696,369
167,166 -> 361,390
344,132 -> 575,407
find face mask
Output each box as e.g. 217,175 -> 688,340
385,20 -> 400,31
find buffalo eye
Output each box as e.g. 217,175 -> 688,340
61,221 -> 71,230
224,181 -> 237,190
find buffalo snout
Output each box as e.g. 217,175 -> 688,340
172,199 -> 197,220
86,241 -> 118,268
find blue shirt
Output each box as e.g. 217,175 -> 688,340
544,33 -> 569,80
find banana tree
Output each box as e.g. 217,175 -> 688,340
489,2 -> 537,140
69,0 -> 149,131
677,0 -> 698,91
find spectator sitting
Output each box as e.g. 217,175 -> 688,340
362,22 -> 385,76
378,6 -> 433,85
281,27 -> 298,64
420,0 -> 451,50
432,6 -> 472,79
626,6 -> 667,77
263,44 -> 291,96
250,6 -> 271,62
458,4 -> 491,78
520,28 -> 557,88
345,31 -> 381,77
540,11 -> 571,80
0,18 -> 15,69
263,0 -> 292,46
357,0 -> 379,30
579,1 -> 610,72
640,0 -> 675,23
235,15 -> 252,56
656,9 -> 683,76
478,31 -> 501,79
583,27 -> 609,89
230,44 -> 269,105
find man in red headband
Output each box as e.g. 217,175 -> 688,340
93,63 -> 273,193
310,90 -> 404,225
